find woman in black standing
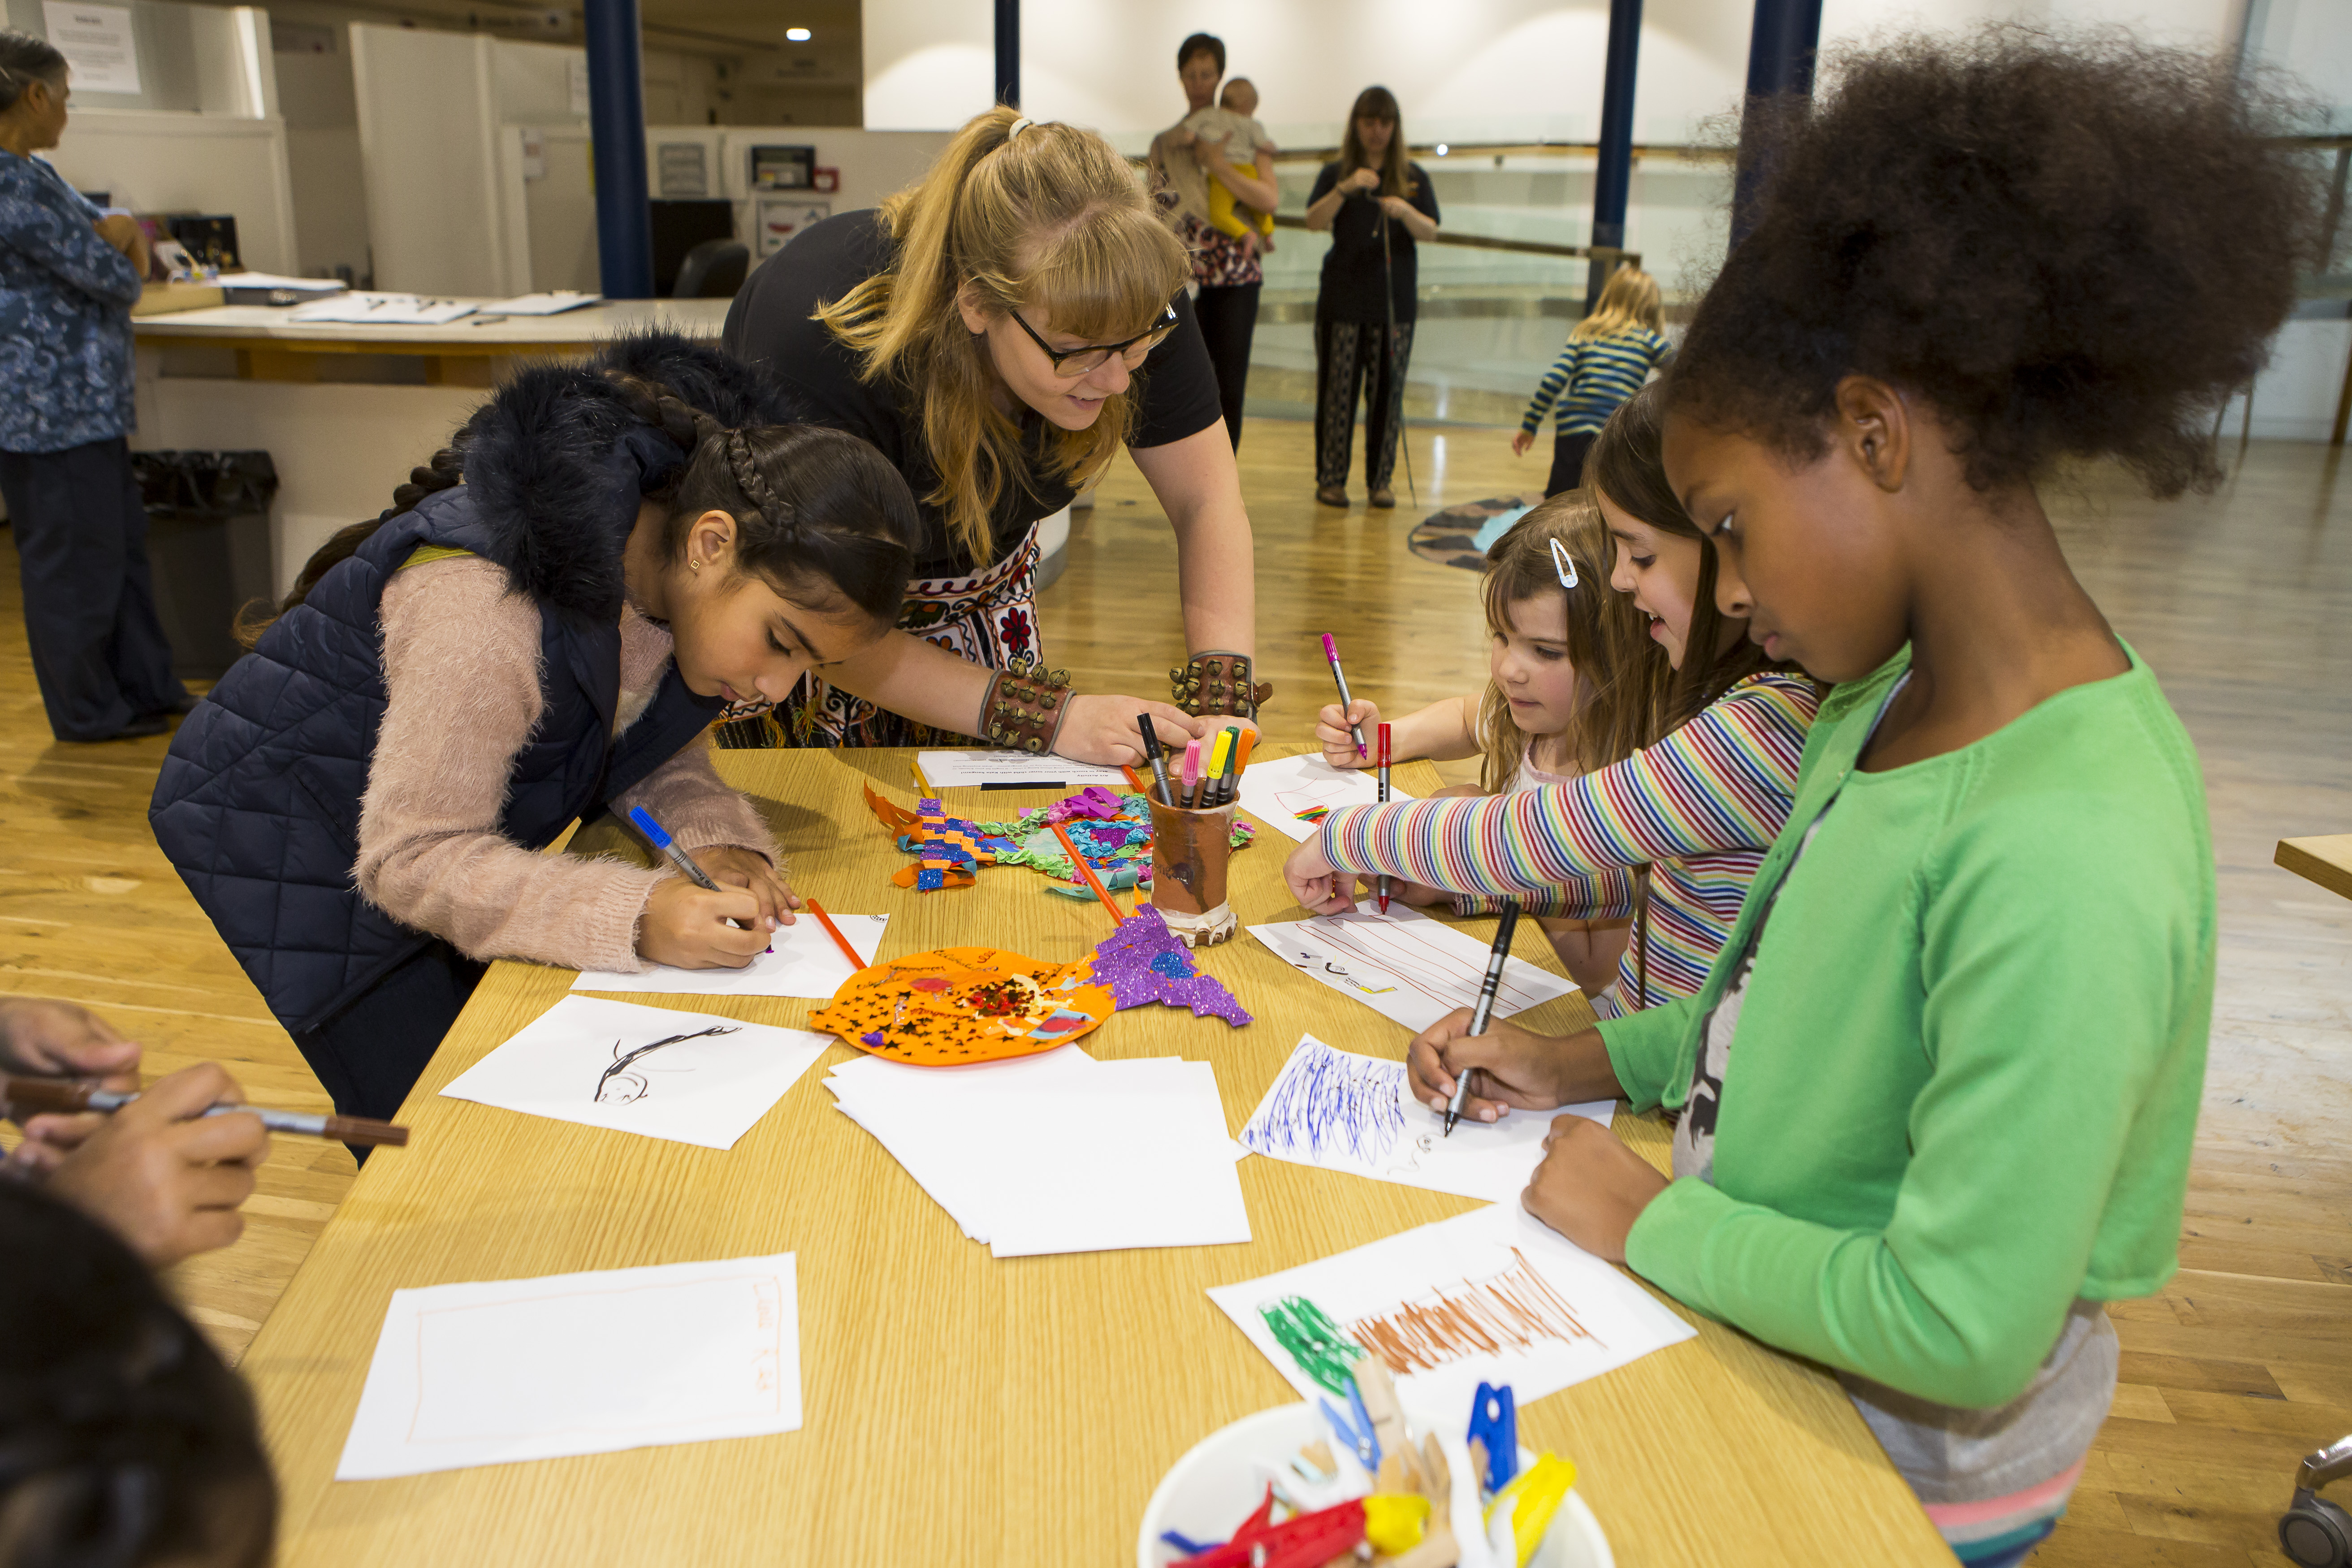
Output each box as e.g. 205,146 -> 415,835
1304,86 -> 1439,510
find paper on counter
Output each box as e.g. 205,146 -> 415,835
1236,752 -> 1414,841
335,1253 -> 800,1480
440,995 -> 827,1150
1248,904 -> 1575,1035
1207,1203 -> 1693,1417
287,291 -> 476,325
480,290 -> 602,315
573,913 -> 886,1000
1238,1034 -> 1613,1205
826,1050 -> 1250,1257
913,749 -> 1131,789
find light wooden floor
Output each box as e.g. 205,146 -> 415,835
1,411 -> 2345,1566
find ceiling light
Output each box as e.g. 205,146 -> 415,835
785,26 -> 810,40
1435,143 -> 1449,156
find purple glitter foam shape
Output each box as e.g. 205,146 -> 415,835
1087,905 -> 1252,1027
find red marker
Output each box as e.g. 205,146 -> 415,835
1375,722 -> 1393,913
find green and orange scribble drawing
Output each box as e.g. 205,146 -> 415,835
1259,1295 -> 1364,1396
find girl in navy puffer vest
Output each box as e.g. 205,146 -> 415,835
151,334 -> 919,1127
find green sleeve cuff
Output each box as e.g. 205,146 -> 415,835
1596,992 -> 1700,1112
1622,1174 -> 1741,1317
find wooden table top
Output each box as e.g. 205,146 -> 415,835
2277,835 -> 2352,903
239,746 -> 1946,1566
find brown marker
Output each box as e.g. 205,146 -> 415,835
2,1075 -> 411,1148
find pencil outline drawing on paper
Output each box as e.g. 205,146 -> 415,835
594,1024 -> 741,1102
1261,1247 -> 1605,1387
1241,1038 -> 1407,1163
1308,915 -> 1556,1016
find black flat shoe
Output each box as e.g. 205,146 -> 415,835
1315,485 -> 1349,507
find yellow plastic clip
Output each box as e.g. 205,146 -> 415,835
1362,1492 -> 1431,1555
1484,1452 -> 1577,1568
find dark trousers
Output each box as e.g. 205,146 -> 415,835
1545,431 -> 1598,498
294,940 -> 487,1154
0,437 -> 186,741
1193,282 -> 1260,450
1314,318 -> 1416,491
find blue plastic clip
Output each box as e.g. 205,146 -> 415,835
1318,1388 -> 1382,1472
1468,1382 -> 1518,1493
1159,1529 -> 1220,1556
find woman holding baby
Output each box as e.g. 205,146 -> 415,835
1149,32 -> 1277,450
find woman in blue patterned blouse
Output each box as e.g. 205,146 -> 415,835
0,31 -> 186,742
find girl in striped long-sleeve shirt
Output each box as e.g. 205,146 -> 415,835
1285,383 -> 1818,1016
1515,266 -> 1674,499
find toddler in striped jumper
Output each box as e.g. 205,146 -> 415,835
1293,383 -> 1819,1016
1513,264 -> 1673,499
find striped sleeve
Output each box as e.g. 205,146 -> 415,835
1453,866 -> 1638,921
1521,341 -> 1579,434
1320,674 -> 1820,896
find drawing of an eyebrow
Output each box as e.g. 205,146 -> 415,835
594,1025 -> 741,1102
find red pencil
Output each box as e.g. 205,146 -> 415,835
804,897 -> 869,971
1121,764 -> 1146,792
1049,821 -> 1124,923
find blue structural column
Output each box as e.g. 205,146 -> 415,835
994,0 -> 1019,107
584,0 -> 654,298
1733,0 -> 1824,243
1585,0 -> 1642,315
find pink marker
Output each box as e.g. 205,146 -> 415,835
1321,633 -> 1368,757
1181,738 -> 1202,808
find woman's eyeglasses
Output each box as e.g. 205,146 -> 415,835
1009,300 -> 1181,376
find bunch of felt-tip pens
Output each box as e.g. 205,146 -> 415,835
1137,715 -> 1255,810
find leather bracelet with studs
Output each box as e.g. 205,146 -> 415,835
979,655 -> 1074,754
1171,650 -> 1271,720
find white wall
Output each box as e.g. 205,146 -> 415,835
45,112 -> 298,274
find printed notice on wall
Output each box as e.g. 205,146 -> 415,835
43,3 -> 140,94
568,53 -> 590,116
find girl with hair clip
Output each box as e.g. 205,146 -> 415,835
151,335 -> 921,1126
1286,381 -> 1821,1018
0,1178 -> 277,1568
724,106 -> 1264,764
1309,496 -> 1663,989
1409,33 -> 2317,1564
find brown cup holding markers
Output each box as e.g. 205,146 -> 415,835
1147,795 -> 1238,947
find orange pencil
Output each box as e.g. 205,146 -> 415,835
1049,821 -> 1124,923
804,898 -> 869,972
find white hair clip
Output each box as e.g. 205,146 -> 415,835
1550,537 -> 1580,589
1008,117 -> 1035,138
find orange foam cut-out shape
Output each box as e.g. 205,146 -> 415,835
810,946 -> 1117,1066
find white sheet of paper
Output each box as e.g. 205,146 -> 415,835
287,292 -> 476,325
1238,1034 -> 1613,1205
1247,904 -> 1576,1035
216,272 -> 348,294
827,1052 -> 1250,1256
1237,752 -> 1416,842
439,996 -> 827,1150
913,749 -> 1130,789
335,1253 -> 800,1480
572,914 -> 886,1000
481,291 -> 602,315
1207,1202 -> 1694,1416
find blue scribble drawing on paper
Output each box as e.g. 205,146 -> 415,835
1241,1039 -> 1408,1162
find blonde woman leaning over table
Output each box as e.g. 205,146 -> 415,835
725,107 -> 1267,765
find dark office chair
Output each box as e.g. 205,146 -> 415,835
673,239 -> 749,300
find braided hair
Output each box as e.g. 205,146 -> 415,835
0,1182 -> 276,1568
610,374 -> 919,625
0,31 -> 68,115
238,370 -> 918,647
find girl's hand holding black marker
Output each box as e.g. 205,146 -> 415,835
1059,695 -> 1210,769
1406,1012 -> 1623,1123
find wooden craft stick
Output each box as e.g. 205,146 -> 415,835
1048,821 -> 1124,923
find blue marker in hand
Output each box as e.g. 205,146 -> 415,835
628,807 -> 724,891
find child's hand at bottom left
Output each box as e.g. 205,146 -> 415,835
1521,1116 -> 1669,1264
697,847 -> 800,929
638,880 -> 773,969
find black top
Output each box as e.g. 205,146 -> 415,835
1309,162 -> 1442,324
722,209 -> 1225,579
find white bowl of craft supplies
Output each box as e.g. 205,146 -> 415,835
1136,1391 -> 1610,1568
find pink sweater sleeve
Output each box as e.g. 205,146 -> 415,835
613,737 -> 781,868
355,556 -> 661,973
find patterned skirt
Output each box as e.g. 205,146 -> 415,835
717,523 -> 1043,750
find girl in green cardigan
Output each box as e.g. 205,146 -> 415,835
1404,30 -> 2317,1567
